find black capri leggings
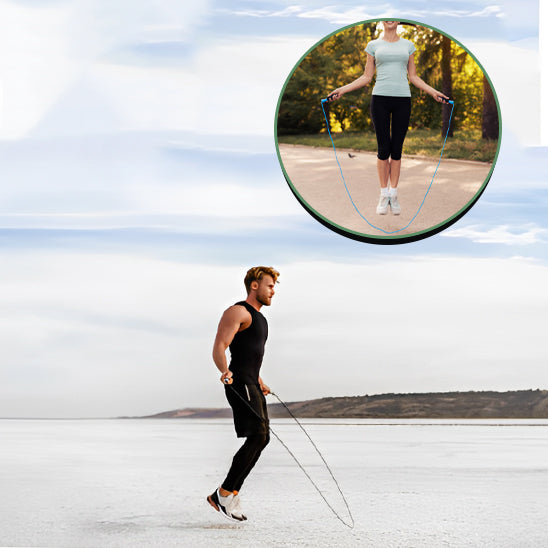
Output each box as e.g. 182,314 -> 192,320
370,95 -> 411,161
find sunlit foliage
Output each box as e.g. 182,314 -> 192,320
277,22 -> 495,140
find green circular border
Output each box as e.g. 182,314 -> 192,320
274,18 -> 502,245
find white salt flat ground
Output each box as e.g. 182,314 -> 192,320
1,418 -> 548,547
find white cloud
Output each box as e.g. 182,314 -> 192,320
127,182 -> 300,218
0,2 -> 75,139
85,34 -> 313,135
442,224 -> 548,244
541,0 -> 548,145
0,1 -> 211,139
3,27 -> 313,137
222,4 -> 503,25
0,130 -> 299,224
463,39 -> 540,146
0,212 -> 304,232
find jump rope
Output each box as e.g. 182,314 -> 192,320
320,96 -> 455,235
224,380 -> 355,529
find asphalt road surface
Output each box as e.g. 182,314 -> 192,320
278,144 -> 493,240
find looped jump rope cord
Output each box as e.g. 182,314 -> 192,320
225,383 -> 354,529
320,98 -> 455,235
269,391 -> 355,529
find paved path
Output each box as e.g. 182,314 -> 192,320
278,144 -> 493,239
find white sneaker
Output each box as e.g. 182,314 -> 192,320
231,492 -> 247,521
389,195 -> 401,215
376,195 -> 390,215
207,488 -> 245,522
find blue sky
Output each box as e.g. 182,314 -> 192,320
1,0 -> 547,417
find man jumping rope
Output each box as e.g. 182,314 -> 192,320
207,266 -> 280,521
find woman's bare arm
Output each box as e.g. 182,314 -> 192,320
407,54 -> 449,102
328,53 -> 376,100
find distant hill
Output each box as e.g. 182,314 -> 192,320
145,407 -> 232,419
142,389 -> 548,419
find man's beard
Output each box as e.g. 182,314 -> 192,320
257,294 -> 271,306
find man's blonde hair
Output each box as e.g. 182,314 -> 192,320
244,266 -> 280,294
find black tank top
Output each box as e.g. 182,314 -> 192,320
229,301 -> 268,385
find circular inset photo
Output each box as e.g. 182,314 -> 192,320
275,19 -> 501,244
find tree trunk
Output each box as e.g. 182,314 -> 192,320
441,35 -> 453,137
482,75 -> 499,140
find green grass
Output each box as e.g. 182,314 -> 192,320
277,128 -> 498,163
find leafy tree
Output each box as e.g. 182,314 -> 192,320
277,22 -> 497,142
450,44 -> 483,134
277,23 -> 378,135
404,24 -> 442,130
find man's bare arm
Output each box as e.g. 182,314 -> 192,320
212,305 -> 250,383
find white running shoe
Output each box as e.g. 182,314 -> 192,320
376,195 -> 390,215
231,492 -> 247,521
207,488 -> 245,522
389,195 -> 401,215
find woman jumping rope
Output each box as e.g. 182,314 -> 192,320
327,21 -> 449,216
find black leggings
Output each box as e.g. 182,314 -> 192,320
222,432 -> 270,492
370,95 -> 411,161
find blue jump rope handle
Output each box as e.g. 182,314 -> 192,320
322,94 -> 337,103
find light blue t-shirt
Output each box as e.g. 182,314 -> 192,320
365,38 -> 416,97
